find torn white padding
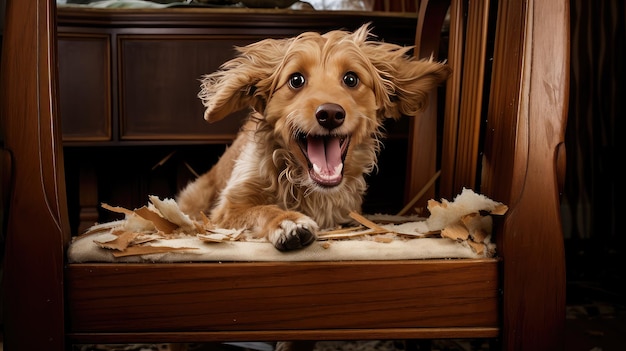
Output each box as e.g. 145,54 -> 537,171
67,232 -> 488,263
66,188 -> 503,263
413,187 -> 506,233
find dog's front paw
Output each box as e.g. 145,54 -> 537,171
269,217 -> 318,251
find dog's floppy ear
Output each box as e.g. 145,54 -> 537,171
198,38 -> 291,122
360,32 -> 451,119
384,56 -> 451,119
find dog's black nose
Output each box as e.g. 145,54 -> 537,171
315,103 -> 345,130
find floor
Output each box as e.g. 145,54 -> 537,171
562,237 -> 626,351
564,286 -> 626,351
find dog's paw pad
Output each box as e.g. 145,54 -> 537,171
272,219 -> 318,251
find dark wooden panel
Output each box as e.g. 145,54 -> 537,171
58,34 -> 111,141
66,260 -> 499,333
118,36 -> 253,140
56,9 -> 418,144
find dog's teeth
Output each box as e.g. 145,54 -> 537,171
312,163 -> 343,179
313,163 -> 322,174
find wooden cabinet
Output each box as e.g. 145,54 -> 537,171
58,8 -> 417,144
57,8 -> 418,233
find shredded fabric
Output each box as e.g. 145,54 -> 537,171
67,188 -> 506,263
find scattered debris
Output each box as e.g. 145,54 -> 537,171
79,188 -> 507,257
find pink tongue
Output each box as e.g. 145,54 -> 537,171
307,137 -> 342,175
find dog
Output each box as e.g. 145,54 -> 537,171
176,23 -> 450,251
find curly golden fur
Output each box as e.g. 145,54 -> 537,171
176,24 -> 450,251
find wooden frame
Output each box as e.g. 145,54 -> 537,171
0,0 -> 569,350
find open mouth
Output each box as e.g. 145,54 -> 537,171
297,133 -> 350,187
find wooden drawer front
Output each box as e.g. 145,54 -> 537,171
67,260 -> 500,335
58,34 -> 111,141
118,36 -> 253,141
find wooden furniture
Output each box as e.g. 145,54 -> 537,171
56,8 -> 418,144
0,0 -> 569,350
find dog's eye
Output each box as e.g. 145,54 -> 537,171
289,73 -> 306,89
343,71 -> 359,88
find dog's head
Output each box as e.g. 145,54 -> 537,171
199,23 -> 450,190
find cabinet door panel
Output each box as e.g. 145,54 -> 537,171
119,37 -> 253,141
58,35 -> 111,141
